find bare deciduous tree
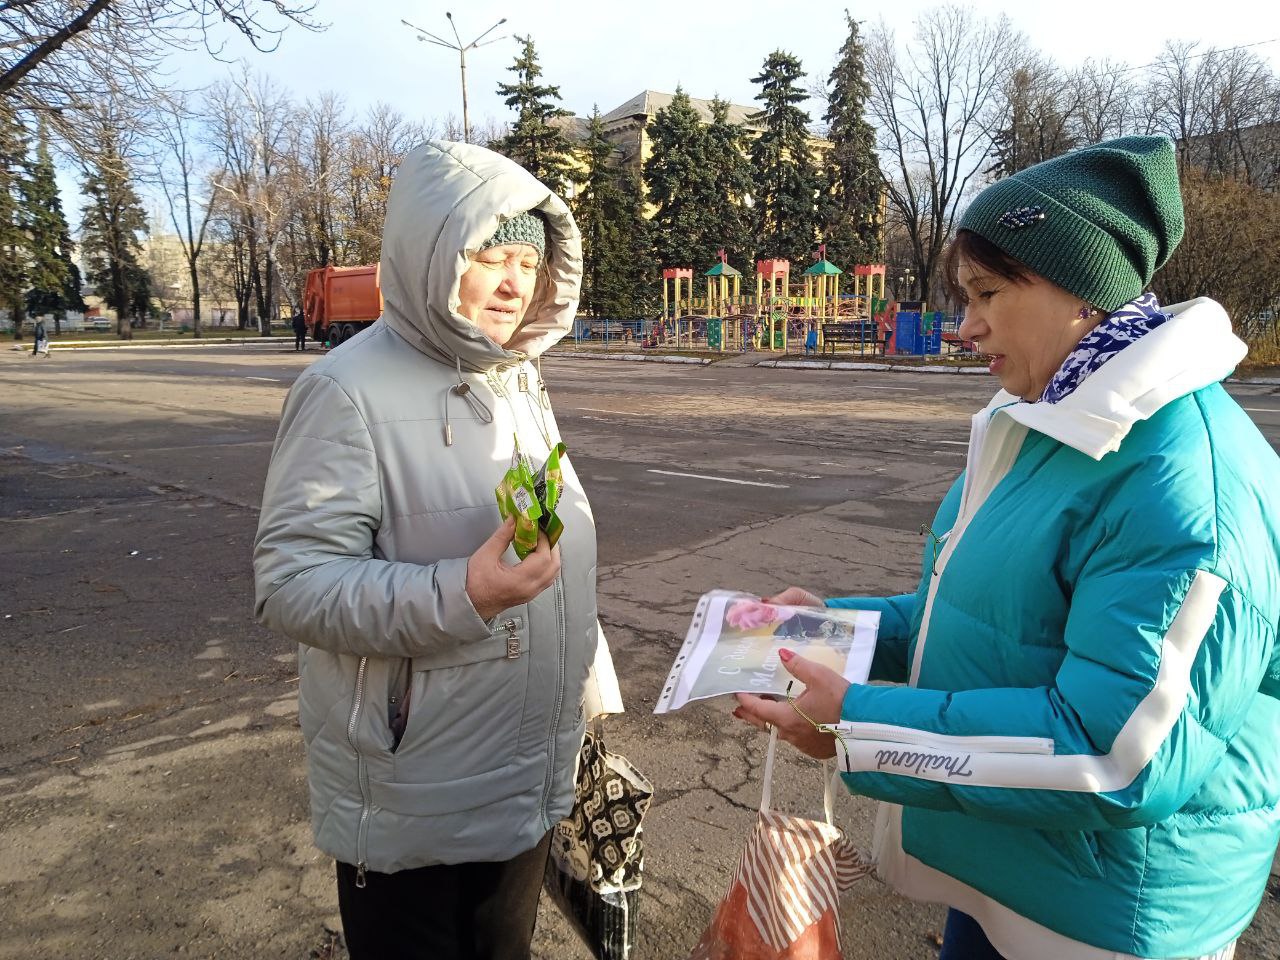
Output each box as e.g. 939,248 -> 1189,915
1149,43 -> 1280,189
866,6 -> 1020,304
292,92 -> 347,269
986,53 -> 1078,178
1067,59 -> 1144,144
153,90 -> 217,336
341,104 -> 429,265
0,0 -> 319,109
206,70 -> 296,333
1152,169 -> 1280,344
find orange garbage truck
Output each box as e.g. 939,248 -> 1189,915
302,264 -> 382,347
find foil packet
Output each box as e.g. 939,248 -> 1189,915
496,439 -> 568,559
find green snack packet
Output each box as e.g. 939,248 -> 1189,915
494,439 -> 569,559
495,438 -> 543,560
533,443 -> 567,547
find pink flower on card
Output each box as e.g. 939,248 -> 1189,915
726,600 -> 784,630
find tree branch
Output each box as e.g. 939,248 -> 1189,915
0,0 -> 112,96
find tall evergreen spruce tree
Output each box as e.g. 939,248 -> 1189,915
822,13 -> 883,268
644,89 -> 713,269
572,108 -> 654,319
703,98 -> 755,266
609,170 -> 656,315
646,92 -> 756,272
23,129 -> 78,333
27,260 -> 85,334
81,133 -> 150,339
749,51 -> 823,264
0,105 -> 29,338
494,35 -> 574,193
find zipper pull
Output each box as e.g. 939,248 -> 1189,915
355,862 -> 368,889
518,368 -> 529,392
505,618 -> 521,659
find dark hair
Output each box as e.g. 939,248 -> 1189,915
941,229 -> 1035,305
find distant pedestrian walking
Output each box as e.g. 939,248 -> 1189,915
292,312 -> 307,351
32,319 -> 50,358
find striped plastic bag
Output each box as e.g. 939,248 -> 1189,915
688,727 -> 874,960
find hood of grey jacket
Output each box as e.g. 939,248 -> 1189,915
379,140 -> 583,372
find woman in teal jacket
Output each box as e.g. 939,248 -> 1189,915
736,137 -> 1280,960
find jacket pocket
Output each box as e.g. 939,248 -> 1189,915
1044,828 -> 1105,879
389,617 -> 527,754
392,615 -> 531,779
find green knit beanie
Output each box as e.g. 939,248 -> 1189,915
478,211 -> 546,259
959,136 -> 1184,312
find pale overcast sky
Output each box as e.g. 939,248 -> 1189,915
175,0 -> 1279,131
60,0 -> 1277,227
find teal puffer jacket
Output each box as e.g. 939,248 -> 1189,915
828,298 -> 1280,959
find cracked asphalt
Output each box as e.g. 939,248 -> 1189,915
1,343 -> 1277,959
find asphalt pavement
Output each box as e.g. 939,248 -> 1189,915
1,342 -> 1278,959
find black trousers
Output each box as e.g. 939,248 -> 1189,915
336,831 -> 552,960
939,910 -> 1007,960
294,331 -> 306,350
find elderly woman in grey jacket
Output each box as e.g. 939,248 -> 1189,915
253,142 -> 603,960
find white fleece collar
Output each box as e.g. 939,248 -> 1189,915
985,298 -> 1246,461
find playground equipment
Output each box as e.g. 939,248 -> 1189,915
755,258 -> 791,351
704,249 -> 742,314
850,264 -> 887,305
655,243 -> 899,354
703,252 -> 743,351
661,267 -> 694,321
802,252 -> 841,321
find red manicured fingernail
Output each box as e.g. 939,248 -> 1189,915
779,648 -> 794,662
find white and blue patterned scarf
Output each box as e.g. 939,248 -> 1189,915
1040,292 -> 1170,404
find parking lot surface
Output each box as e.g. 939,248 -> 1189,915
2,344 -> 1277,958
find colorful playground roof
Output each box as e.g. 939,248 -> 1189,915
703,262 -> 742,277
803,259 -> 843,276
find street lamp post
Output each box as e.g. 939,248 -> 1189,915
401,13 -> 507,144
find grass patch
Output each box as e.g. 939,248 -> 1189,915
40,326 -> 286,342
1244,338 -> 1280,367
774,351 -> 987,366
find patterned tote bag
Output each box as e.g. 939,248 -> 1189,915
688,727 -> 874,960
544,719 -> 653,960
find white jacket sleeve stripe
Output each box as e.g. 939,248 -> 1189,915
833,570 -> 1226,792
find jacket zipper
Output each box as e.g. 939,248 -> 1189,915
909,406 -> 1025,686
504,617 -> 522,659
346,656 -> 371,887
541,576 -> 567,826
490,363 -> 564,822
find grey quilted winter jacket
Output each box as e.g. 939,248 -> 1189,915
252,142 -> 598,873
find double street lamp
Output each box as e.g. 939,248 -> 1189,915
401,12 -> 507,144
